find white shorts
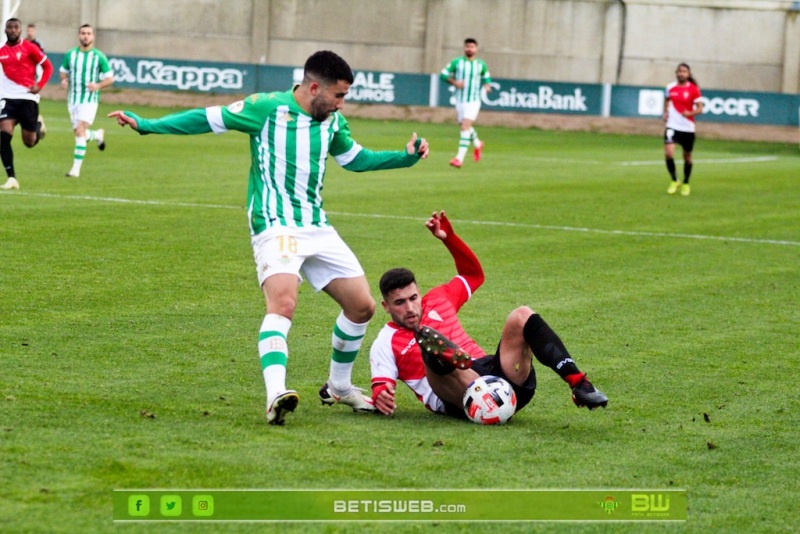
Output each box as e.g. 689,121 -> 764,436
251,226 -> 364,290
68,103 -> 99,129
456,101 -> 481,123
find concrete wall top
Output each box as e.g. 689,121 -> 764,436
14,0 -> 800,93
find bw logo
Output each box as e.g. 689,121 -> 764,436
631,494 -> 670,513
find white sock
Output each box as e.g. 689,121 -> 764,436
71,136 -> 86,173
470,127 -> 481,147
259,313 -> 292,405
328,311 -> 369,395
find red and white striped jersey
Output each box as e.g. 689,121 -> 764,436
665,81 -> 702,133
370,275 -> 486,413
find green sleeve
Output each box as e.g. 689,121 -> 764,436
330,114 -> 421,172
218,94 -> 272,136
439,58 -> 455,81
98,52 -> 112,75
61,50 -> 70,71
128,109 -> 212,136
342,143 -> 421,172
482,61 -> 492,85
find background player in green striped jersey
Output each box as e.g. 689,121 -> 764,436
440,38 -> 492,168
60,24 -> 114,177
109,51 -> 429,426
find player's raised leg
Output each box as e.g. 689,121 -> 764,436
514,306 -> 608,409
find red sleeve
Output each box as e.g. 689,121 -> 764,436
37,56 -> 53,87
442,232 -> 484,293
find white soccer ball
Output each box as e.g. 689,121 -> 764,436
462,375 -> 517,425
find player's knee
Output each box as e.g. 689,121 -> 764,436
266,296 -> 298,319
507,306 -> 535,328
347,297 -> 375,324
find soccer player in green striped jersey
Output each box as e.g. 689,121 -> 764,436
59,24 -> 114,177
440,38 -> 492,168
109,51 -> 429,426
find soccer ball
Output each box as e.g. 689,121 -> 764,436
462,375 -> 517,425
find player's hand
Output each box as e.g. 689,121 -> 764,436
108,110 -> 139,130
426,210 -> 453,240
374,384 -> 396,416
406,132 -> 429,159
29,84 -> 41,95
60,78 -> 68,89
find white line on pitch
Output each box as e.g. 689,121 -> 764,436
6,192 -> 799,247
331,211 -> 800,247
618,156 -> 780,166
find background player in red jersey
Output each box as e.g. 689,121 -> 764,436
366,211 -> 608,419
0,18 -> 53,190
662,63 -> 703,196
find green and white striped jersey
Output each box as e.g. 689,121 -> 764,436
440,56 -> 491,104
131,89 -> 421,235
60,47 -> 112,105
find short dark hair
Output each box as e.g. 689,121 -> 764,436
304,50 -> 354,85
379,268 -> 417,298
80,23 -> 93,30
6,18 -> 21,26
464,38 -> 478,45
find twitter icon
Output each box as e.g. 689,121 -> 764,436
160,495 -> 182,516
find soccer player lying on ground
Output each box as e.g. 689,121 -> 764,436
366,211 -> 608,419
109,50 -> 429,426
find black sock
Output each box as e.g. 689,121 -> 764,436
523,314 -> 580,379
684,163 -> 692,184
1,131 -> 14,177
665,158 -> 677,180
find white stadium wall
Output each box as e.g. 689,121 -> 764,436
16,0 -> 800,93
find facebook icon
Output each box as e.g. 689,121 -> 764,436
128,495 -> 150,516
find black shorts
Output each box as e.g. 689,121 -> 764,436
664,128 -> 696,153
0,98 -> 40,132
442,344 -> 537,420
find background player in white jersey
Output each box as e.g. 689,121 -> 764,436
663,63 -> 703,196
0,18 -> 53,190
369,211 -> 608,419
440,38 -> 492,168
109,51 -> 429,425
60,24 -> 114,177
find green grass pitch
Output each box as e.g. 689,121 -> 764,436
1,99 -> 798,533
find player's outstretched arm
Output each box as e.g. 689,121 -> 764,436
339,132 -> 429,172
108,110 -> 139,131
425,210 -> 484,290
108,108 -> 212,136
